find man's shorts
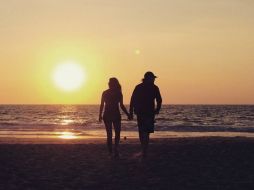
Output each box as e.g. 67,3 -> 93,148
137,114 -> 155,133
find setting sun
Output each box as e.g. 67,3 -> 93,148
53,62 -> 86,92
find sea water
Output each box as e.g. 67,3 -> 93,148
0,105 -> 254,139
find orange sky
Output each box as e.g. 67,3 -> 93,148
0,0 -> 254,104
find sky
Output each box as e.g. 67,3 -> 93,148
0,0 -> 254,104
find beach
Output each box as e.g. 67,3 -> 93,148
1,137 -> 254,189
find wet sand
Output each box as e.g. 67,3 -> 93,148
1,137 -> 254,189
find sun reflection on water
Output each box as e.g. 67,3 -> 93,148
59,132 -> 78,139
60,119 -> 74,125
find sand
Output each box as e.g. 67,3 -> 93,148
1,137 -> 254,189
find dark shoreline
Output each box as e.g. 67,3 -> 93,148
1,137 -> 254,189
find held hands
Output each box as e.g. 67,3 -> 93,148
154,109 -> 160,115
99,113 -> 133,122
99,115 -> 103,122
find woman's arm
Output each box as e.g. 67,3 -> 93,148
120,93 -> 130,118
99,93 -> 105,122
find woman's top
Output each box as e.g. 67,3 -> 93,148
102,89 -> 122,121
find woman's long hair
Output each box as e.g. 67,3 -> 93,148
108,77 -> 122,93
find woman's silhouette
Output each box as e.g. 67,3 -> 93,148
99,78 -> 130,158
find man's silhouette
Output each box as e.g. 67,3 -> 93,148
130,71 -> 162,158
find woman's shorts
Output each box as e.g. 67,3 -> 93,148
103,114 -> 121,123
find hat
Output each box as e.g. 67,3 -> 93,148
144,71 -> 157,79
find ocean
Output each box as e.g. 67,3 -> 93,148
0,105 -> 254,139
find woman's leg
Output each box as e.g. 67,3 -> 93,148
113,120 -> 121,157
104,121 -> 113,155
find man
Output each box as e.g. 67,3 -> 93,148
130,71 -> 162,158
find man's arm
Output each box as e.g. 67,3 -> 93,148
129,87 -> 137,119
99,92 -> 105,122
155,87 -> 162,114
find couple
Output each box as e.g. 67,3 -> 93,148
99,71 -> 162,159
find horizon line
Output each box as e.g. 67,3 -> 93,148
0,103 -> 254,106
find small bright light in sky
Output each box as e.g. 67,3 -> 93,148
135,49 -> 141,55
53,61 -> 86,92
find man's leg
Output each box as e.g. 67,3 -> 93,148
137,114 -> 150,158
142,132 -> 150,158
139,131 -> 144,147
138,131 -> 149,158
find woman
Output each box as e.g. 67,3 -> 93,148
99,78 -> 130,158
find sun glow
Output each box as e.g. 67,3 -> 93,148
53,62 -> 86,91
59,132 -> 78,139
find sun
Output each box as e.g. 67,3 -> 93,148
53,61 -> 86,91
